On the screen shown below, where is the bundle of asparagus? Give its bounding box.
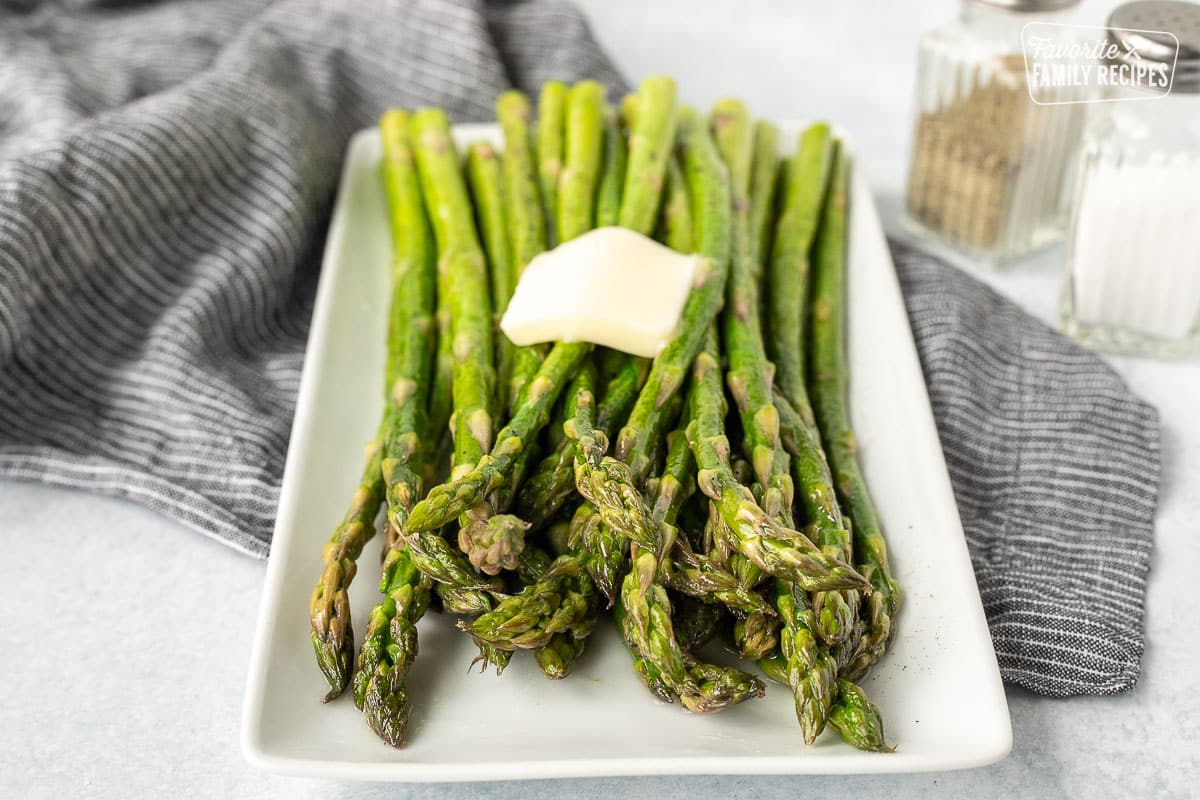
[307,76,901,752]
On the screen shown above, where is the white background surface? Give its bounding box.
[3,0,1198,797]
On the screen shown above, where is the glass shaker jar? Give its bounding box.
[905,0,1087,264]
[1060,1,1200,357]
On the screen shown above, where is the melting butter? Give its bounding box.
[500,227,699,358]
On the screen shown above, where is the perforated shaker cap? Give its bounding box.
[970,0,1081,12]
[1108,1,1200,93]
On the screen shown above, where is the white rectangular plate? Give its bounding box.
[242,122,1011,781]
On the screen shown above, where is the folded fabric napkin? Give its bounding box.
[0,0,1159,697]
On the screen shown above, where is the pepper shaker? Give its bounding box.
[905,0,1087,264]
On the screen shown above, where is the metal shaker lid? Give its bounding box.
[1108,1,1200,93]
[970,0,1081,12]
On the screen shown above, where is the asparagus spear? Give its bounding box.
[496,90,549,414]
[615,570,766,713]
[769,123,832,400]
[409,108,532,576]
[536,81,568,247]
[766,578,838,744]
[687,329,869,592]
[574,365,760,710]
[567,501,627,605]
[349,110,438,742]
[404,341,589,535]
[709,102,793,663]
[556,77,680,598]
[619,75,679,235]
[711,99,789,516]
[747,120,779,268]
[703,498,779,660]
[517,357,649,529]
[619,543,694,697]
[656,156,694,252]
[515,76,662,529]
[404,84,613,537]
[615,105,731,485]
[309,108,437,702]
[466,141,515,408]
[535,632,589,679]
[653,427,774,617]
[595,108,628,227]
[558,80,606,241]
[309,425,387,701]
[808,145,901,670]
[464,553,597,650]
[410,110,493,474]
[356,547,433,746]
[518,364,700,694]
[829,678,895,752]
[516,541,591,678]
[678,654,766,713]
[766,126,861,644]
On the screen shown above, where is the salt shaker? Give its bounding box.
[905,0,1087,264]
[1060,1,1200,357]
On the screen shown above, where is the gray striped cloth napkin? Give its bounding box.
[0,0,1159,697]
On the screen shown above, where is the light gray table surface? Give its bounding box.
[3,2,1198,798]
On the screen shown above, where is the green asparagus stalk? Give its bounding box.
[404,342,590,535]
[405,82,611,538]
[616,106,732,485]
[582,374,761,710]
[517,356,649,529]
[309,425,387,701]
[828,678,895,752]
[350,110,438,743]
[747,120,779,268]
[656,156,694,252]
[560,77,681,591]
[687,329,870,592]
[769,122,832,401]
[310,108,437,703]
[766,125,860,644]
[517,540,591,678]
[619,543,694,697]
[808,145,901,670]
[564,502,625,604]
[558,80,606,242]
[409,109,494,474]
[711,99,789,514]
[651,427,774,618]
[703,499,779,660]
[463,554,597,650]
[709,103,787,660]
[619,75,679,235]
[466,141,515,408]
[535,632,589,679]
[615,568,765,713]
[765,578,838,744]
[537,81,568,247]
[496,90,550,414]
[409,108,533,576]
[595,109,628,227]
[356,547,433,746]
[424,284,454,474]
[561,364,650,606]
[678,654,766,713]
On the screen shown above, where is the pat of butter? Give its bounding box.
[500,227,699,358]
